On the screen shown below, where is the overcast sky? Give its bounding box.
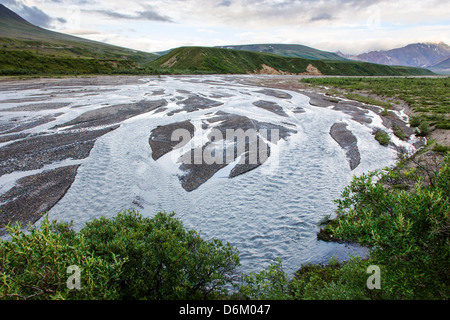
[2,0,450,54]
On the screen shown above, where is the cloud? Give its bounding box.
[1,0,67,28]
[309,13,333,22]
[197,28,218,34]
[12,0,448,54]
[93,7,173,22]
[219,0,232,6]
[60,29,102,36]
[152,0,448,30]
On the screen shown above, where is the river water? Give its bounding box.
[1,75,418,276]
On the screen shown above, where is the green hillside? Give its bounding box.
[216,43,347,61]
[148,46,435,76]
[0,4,158,75]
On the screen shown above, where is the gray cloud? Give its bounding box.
[1,0,66,28]
[219,0,232,6]
[94,7,173,22]
[310,13,333,22]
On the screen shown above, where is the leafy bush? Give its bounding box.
[409,116,421,127]
[237,258,290,300]
[0,210,240,300]
[81,210,240,299]
[288,257,384,300]
[0,217,123,300]
[415,121,430,137]
[330,153,450,299]
[374,129,390,146]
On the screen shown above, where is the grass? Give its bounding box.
[343,92,392,108]
[374,129,390,146]
[433,144,450,153]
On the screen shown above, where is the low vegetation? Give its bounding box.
[343,92,392,109]
[0,211,239,300]
[374,129,391,146]
[0,49,160,76]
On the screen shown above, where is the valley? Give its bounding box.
[0,74,424,275]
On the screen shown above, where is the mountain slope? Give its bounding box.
[148,46,435,76]
[0,4,158,75]
[352,42,450,68]
[429,57,450,75]
[215,44,347,61]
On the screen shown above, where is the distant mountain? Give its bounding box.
[148,46,434,76]
[215,44,347,61]
[335,51,354,59]
[350,42,450,68]
[0,4,157,75]
[429,56,450,75]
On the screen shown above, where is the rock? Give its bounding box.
[255,89,292,99]
[167,95,223,116]
[0,114,61,134]
[253,100,289,117]
[0,165,80,236]
[54,99,168,129]
[330,123,361,170]
[4,102,71,112]
[149,120,195,160]
[332,104,372,125]
[0,126,118,176]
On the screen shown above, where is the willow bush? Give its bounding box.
[0,211,240,300]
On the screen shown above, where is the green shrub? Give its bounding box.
[409,116,421,127]
[237,258,290,300]
[241,153,449,300]
[0,217,123,300]
[415,121,430,137]
[289,257,383,300]
[331,154,450,299]
[80,210,240,299]
[374,129,390,146]
[0,210,240,300]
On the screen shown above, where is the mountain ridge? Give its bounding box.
[214,43,347,61]
[346,42,450,70]
[148,46,435,76]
